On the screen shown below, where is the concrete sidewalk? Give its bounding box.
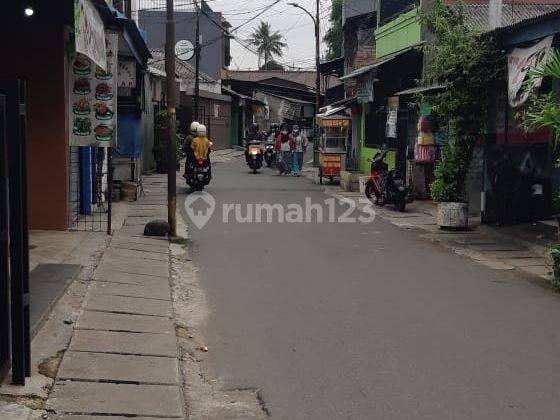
[46,174,184,419]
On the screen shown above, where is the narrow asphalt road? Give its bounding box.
[179,155,560,420]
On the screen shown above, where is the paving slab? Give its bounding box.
[98,252,169,265]
[126,211,168,218]
[77,310,174,334]
[48,382,182,417]
[57,351,179,384]
[100,253,169,268]
[86,294,172,317]
[114,233,170,243]
[89,280,171,300]
[96,260,169,277]
[56,416,166,420]
[93,270,170,285]
[104,247,168,262]
[111,235,169,247]
[110,241,169,254]
[69,330,177,356]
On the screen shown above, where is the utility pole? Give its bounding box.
[288,2,321,165]
[489,0,503,29]
[314,0,320,167]
[165,0,177,236]
[194,0,201,120]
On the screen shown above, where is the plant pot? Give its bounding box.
[436,202,468,229]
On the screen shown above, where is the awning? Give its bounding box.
[94,2,151,66]
[320,57,344,77]
[266,93,314,105]
[394,84,445,96]
[339,44,423,81]
[316,97,357,118]
[339,63,378,81]
[221,86,267,106]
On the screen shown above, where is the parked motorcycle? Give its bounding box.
[364,150,409,212]
[246,142,263,173]
[184,158,211,191]
[263,136,276,167]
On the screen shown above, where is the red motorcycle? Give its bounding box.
[365,150,409,212]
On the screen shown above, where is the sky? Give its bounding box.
[140,0,332,70]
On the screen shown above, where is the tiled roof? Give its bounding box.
[148,49,217,84]
[451,3,560,31]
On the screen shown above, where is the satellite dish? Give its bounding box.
[175,40,194,61]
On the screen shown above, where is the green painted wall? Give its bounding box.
[375,7,420,58]
[359,103,395,173]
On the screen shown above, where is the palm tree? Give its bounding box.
[248,21,287,69]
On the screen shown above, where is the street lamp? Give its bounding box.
[288,2,321,166]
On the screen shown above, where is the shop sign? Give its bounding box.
[356,73,373,104]
[74,0,107,70]
[278,100,298,120]
[508,36,553,107]
[69,34,118,147]
[118,59,137,88]
[386,107,398,138]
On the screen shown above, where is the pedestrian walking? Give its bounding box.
[274,123,295,175]
[291,125,308,176]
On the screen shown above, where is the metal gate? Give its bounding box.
[0,94,10,381]
[0,80,31,385]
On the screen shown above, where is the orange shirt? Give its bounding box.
[191,136,210,160]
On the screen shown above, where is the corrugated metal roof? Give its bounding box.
[450,3,560,32]
[339,44,422,80]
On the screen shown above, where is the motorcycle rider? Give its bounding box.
[245,123,261,164]
[291,124,308,176]
[190,124,212,177]
[183,121,199,175]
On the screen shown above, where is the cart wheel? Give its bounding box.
[365,183,374,200]
[318,167,323,185]
[375,192,386,206]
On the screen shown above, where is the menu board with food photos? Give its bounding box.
[69,33,117,147]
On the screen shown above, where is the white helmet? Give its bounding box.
[190,121,200,134]
[196,124,207,137]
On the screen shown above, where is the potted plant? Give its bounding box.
[420,1,504,228]
[518,51,560,288]
[431,138,469,228]
[153,109,183,173]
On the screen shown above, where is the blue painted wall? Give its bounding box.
[116,114,143,158]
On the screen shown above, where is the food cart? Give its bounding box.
[317,115,350,184]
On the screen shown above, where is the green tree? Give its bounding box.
[420,0,504,202]
[324,0,343,60]
[248,21,287,68]
[520,51,560,151]
[259,59,284,71]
